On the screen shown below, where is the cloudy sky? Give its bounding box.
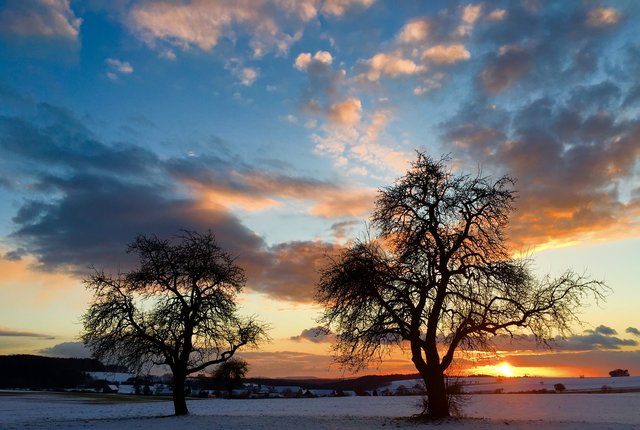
[0,0,639,378]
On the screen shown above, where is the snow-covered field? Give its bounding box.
[387,375,640,393]
[1,391,639,429]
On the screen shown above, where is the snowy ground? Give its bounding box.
[387,375,640,393]
[1,391,639,429]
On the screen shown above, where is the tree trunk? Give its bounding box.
[172,372,188,416]
[421,366,449,419]
[412,341,450,419]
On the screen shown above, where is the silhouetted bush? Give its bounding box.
[554,383,566,392]
[609,369,630,377]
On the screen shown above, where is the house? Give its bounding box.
[153,384,173,395]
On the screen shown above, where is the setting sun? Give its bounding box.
[495,362,515,377]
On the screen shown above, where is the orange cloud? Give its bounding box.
[294,50,333,70]
[182,169,375,219]
[128,0,297,57]
[457,3,483,36]
[487,8,507,21]
[185,177,281,212]
[0,253,84,306]
[328,97,362,125]
[242,240,344,302]
[363,52,425,81]
[397,18,429,44]
[0,0,82,39]
[587,8,620,27]
[321,0,375,17]
[309,188,375,218]
[422,44,470,64]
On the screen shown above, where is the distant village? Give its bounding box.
[80,371,425,398]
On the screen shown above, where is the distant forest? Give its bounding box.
[245,374,423,392]
[0,355,124,389]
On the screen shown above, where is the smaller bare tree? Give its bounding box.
[213,358,249,397]
[81,230,268,415]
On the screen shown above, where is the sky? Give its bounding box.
[0,0,639,379]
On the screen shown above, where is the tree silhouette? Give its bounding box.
[81,230,268,415]
[317,152,607,419]
[213,357,249,397]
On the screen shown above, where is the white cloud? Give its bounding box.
[280,114,298,124]
[106,58,133,74]
[159,49,176,60]
[413,75,443,95]
[0,0,82,40]
[312,109,409,177]
[105,58,133,80]
[241,67,259,86]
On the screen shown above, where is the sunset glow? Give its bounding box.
[0,0,639,379]
[495,363,515,378]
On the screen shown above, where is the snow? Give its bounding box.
[1,390,639,429]
[459,375,640,393]
[385,376,640,394]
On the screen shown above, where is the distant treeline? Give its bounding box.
[0,355,122,389]
[246,373,422,392]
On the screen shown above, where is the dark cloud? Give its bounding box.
[0,102,344,303]
[444,77,640,247]
[593,325,617,336]
[449,1,640,214]
[0,103,160,178]
[40,341,92,358]
[3,248,26,261]
[479,44,532,94]
[330,220,361,240]
[488,327,638,353]
[290,326,335,343]
[0,329,54,339]
[10,173,264,273]
[626,327,640,337]
[166,153,338,205]
[245,241,341,302]
[555,332,636,351]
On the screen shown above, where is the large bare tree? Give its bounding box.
[317,152,607,419]
[82,230,268,415]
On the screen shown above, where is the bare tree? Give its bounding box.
[81,230,269,415]
[316,152,607,419]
